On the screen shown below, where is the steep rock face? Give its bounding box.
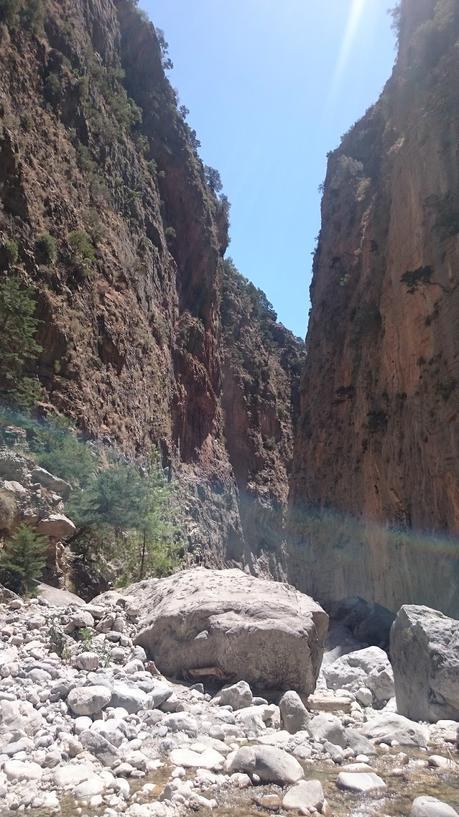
[0,0,300,568]
[289,0,459,615]
[221,264,305,572]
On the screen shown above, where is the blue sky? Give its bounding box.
[140,1,397,338]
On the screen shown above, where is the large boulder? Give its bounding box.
[37,513,76,539]
[390,605,459,723]
[36,583,86,607]
[323,646,394,705]
[133,568,328,693]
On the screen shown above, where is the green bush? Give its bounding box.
[0,276,42,408]
[21,0,45,32]
[1,238,19,267]
[44,72,62,104]
[68,230,95,274]
[35,233,57,265]
[0,524,47,597]
[165,226,176,243]
[34,419,97,488]
[20,112,33,131]
[0,0,21,26]
[204,165,223,195]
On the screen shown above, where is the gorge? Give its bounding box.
[0,0,458,613]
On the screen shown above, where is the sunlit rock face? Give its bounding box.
[289,0,459,616]
[0,0,302,572]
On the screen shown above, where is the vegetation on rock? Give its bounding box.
[0,523,47,596]
[0,276,42,408]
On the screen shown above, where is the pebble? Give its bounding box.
[0,583,444,817]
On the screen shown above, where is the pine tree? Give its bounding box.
[0,276,42,408]
[69,460,145,534]
[130,453,182,581]
[0,524,47,596]
[68,454,182,583]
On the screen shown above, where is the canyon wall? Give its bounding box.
[1,0,459,612]
[0,0,303,569]
[289,0,459,616]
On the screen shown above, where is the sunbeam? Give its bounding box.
[328,0,367,104]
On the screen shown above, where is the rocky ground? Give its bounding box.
[0,584,458,817]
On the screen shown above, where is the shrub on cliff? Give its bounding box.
[0,238,19,269]
[34,419,97,488]
[0,0,21,26]
[0,524,47,597]
[0,276,42,408]
[68,230,95,276]
[0,0,45,31]
[35,233,57,265]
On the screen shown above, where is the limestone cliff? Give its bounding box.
[0,0,302,569]
[289,0,459,616]
[221,262,304,574]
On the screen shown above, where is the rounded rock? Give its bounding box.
[67,685,111,716]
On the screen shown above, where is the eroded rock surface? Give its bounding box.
[133,568,328,693]
[391,605,459,722]
[289,0,459,616]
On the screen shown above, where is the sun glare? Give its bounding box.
[328,0,367,102]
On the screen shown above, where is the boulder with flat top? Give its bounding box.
[132,568,328,693]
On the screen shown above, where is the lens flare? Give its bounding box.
[328,0,367,103]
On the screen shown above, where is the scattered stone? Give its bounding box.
[323,646,394,704]
[428,756,457,771]
[283,779,325,813]
[53,763,94,787]
[4,760,43,781]
[279,691,309,734]
[67,685,111,716]
[308,713,346,748]
[355,687,373,707]
[145,683,173,709]
[359,713,429,747]
[79,730,119,766]
[162,711,198,736]
[74,774,107,800]
[226,745,304,785]
[411,797,459,817]
[336,771,386,793]
[307,694,352,713]
[170,747,225,770]
[110,682,147,713]
[218,680,253,710]
[31,466,71,499]
[74,651,100,671]
[69,609,96,630]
